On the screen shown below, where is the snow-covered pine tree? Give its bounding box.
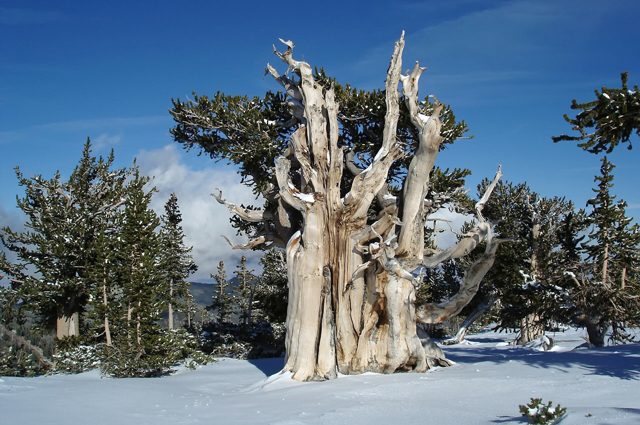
[159,193,197,331]
[0,140,129,340]
[477,180,572,346]
[84,151,129,349]
[553,72,639,153]
[611,205,640,291]
[564,157,640,345]
[208,261,233,324]
[234,256,255,326]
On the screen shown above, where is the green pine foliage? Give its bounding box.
[558,157,640,345]
[553,72,639,153]
[253,249,288,324]
[199,252,287,359]
[1,142,209,376]
[101,168,170,376]
[0,344,46,377]
[0,285,54,375]
[519,398,567,424]
[583,157,638,285]
[52,337,100,374]
[0,140,130,335]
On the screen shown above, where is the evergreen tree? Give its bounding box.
[234,256,255,325]
[253,249,288,324]
[208,261,233,323]
[158,193,197,330]
[477,180,572,344]
[0,140,129,339]
[585,157,626,284]
[553,72,640,153]
[563,157,640,345]
[117,167,162,355]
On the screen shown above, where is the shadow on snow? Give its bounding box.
[246,357,285,377]
[445,339,640,380]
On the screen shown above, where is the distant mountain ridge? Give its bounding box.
[189,277,241,308]
[188,281,214,308]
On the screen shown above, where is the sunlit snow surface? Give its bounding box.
[1,328,639,424]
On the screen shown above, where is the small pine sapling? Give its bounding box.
[519,398,567,424]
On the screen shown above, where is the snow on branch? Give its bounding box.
[400,61,427,130]
[274,156,314,211]
[289,127,318,189]
[212,189,268,223]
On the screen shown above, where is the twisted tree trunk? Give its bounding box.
[517,195,545,346]
[444,294,496,345]
[218,34,503,381]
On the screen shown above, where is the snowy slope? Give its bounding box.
[1,328,639,425]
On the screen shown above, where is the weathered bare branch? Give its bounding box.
[399,61,427,130]
[343,32,405,218]
[212,189,268,223]
[395,59,447,260]
[416,237,509,324]
[222,235,269,250]
[422,222,491,268]
[475,165,503,221]
[344,150,362,177]
[289,127,318,188]
[265,63,303,101]
[380,32,405,155]
[265,63,305,122]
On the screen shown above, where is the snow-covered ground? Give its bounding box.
[1,328,639,424]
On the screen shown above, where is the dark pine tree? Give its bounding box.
[208,261,233,324]
[234,256,255,326]
[253,249,288,325]
[567,157,640,345]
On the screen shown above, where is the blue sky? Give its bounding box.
[1,0,639,277]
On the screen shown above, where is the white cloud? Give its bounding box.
[428,207,474,249]
[136,145,262,282]
[92,133,122,151]
[0,205,25,284]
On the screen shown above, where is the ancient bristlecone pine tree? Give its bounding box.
[174,34,505,381]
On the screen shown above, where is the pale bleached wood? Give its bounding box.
[212,34,504,381]
[212,189,269,222]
